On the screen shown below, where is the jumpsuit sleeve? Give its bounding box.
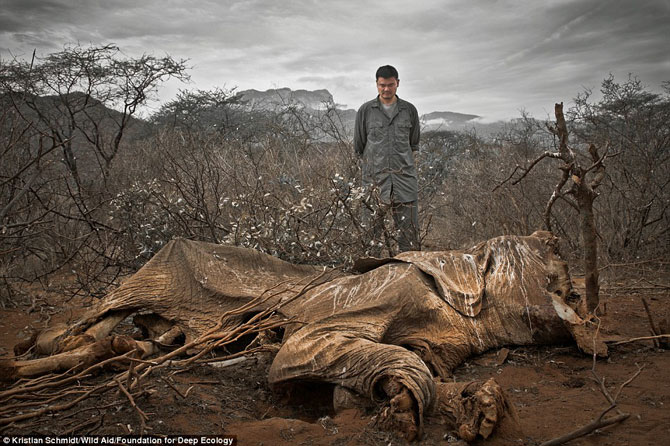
[353,106,367,156]
[409,104,420,152]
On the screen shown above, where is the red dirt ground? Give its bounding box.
[1,276,668,446]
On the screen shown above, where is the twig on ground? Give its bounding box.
[126,350,138,390]
[0,387,93,415]
[641,297,661,347]
[539,321,644,446]
[60,415,103,435]
[539,413,630,446]
[59,400,122,421]
[610,334,670,346]
[84,414,105,435]
[161,376,192,399]
[0,381,113,425]
[115,378,148,434]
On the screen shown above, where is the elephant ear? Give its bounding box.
[396,251,488,317]
[352,252,488,317]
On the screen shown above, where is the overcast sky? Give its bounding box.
[1,0,668,121]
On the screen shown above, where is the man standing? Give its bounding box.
[354,65,421,253]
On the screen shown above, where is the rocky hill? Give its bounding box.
[239,88,334,110]
[421,111,480,131]
[236,87,503,135]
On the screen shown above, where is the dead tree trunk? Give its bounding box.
[575,179,600,311]
[553,104,606,312]
[500,103,608,313]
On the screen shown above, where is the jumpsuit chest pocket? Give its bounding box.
[368,120,386,143]
[395,118,411,143]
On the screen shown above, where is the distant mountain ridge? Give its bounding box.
[239,88,334,110]
[421,111,482,132]
[237,87,496,133]
[422,111,480,121]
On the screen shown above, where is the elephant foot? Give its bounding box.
[431,378,521,442]
[456,379,503,440]
[375,376,420,441]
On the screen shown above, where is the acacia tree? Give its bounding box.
[151,87,245,135]
[0,44,188,300]
[571,75,670,261]
[0,44,188,183]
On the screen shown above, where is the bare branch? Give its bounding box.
[554,102,575,162]
[493,151,562,193]
[540,326,643,446]
[511,151,563,186]
[610,334,670,346]
[544,165,571,231]
[539,413,630,446]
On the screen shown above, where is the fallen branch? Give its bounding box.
[0,387,93,415]
[115,378,149,434]
[641,298,661,339]
[539,321,643,446]
[60,414,104,436]
[610,334,670,346]
[0,381,113,425]
[161,376,192,399]
[539,413,630,446]
[601,285,670,291]
[640,297,669,348]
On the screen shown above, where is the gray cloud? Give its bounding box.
[1,0,667,120]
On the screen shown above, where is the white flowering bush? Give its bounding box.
[4,75,667,304]
[108,179,190,262]
[220,173,374,266]
[102,102,455,271]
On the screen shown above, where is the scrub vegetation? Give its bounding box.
[1,45,667,305]
[0,44,668,445]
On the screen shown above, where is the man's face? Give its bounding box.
[376,77,399,102]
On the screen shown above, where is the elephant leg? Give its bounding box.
[3,320,182,382]
[1,335,147,381]
[58,310,135,353]
[269,323,435,441]
[14,310,134,357]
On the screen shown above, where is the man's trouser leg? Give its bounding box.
[392,200,420,252]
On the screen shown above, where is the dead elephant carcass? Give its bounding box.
[1,231,603,442]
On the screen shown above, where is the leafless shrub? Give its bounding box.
[570,75,670,262]
[0,44,188,303]
[112,125,380,267]
[2,63,667,305]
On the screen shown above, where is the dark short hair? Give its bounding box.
[375,65,399,80]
